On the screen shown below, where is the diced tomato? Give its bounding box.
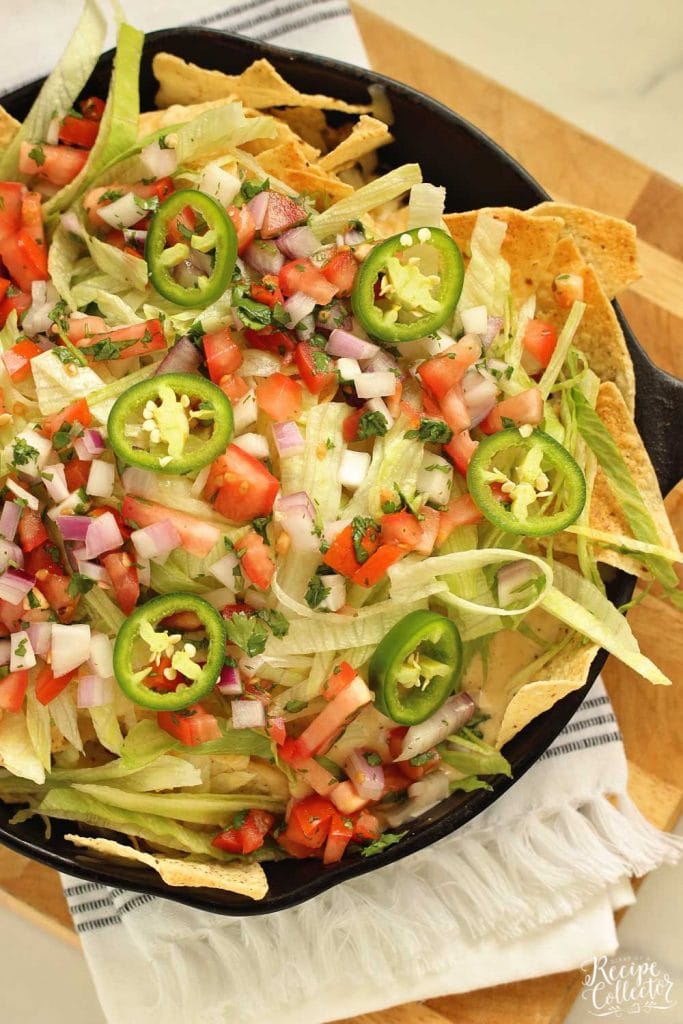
[323,521,379,578]
[221,602,254,621]
[102,552,139,616]
[323,812,354,864]
[552,274,584,310]
[35,665,77,706]
[294,676,373,762]
[322,661,356,702]
[157,704,222,746]
[212,808,275,855]
[203,328,242,382]
[236,531,275,590]
[0,670,29,713]
[388,726,441,781]
[140,655,180,693]
[227,205,256,254]
[78,320,166,361]
[121,497,222,558]
[2,338,42,383]
[1,230,48,292]
[414,506,440,556]
[294,757,338,797]
[523,319,558,369]
[20,192,45,247]
[479,387,544,435]
[0,182,24,246]
[36,571,78,623]
[59,115,99,149]
[342,407,365,443]
[289,795,336,848]
[380,511,422,551]
[260,193,307,239]
[351,543,405,588]
[266,715,286,746]
[279,258,338,305]
[84,179,174,229]
[0,279,9,303]
[352,809,381,842]
[64,458,92,492]
[217,373,250,403]
[255,372,303,422]
[417,335,481,400]
[294,341,337,396]
[444,429,478,476]
[66,316,107,343]
[276,833,322,859]
[137,177,174,204]
[24,546,63,577]
[440,385,471,433]
[322,249,357,297]
[245,327,296,358]
[249,274,284,308]
[18,142,88,186]
[17,508,48,553]
[0,288,31,328]
[204,445,280,524]
[437,494,483,546]
[385,380,403,420]
[163,203,196,246]
[42,398,91,439]
[330,780,369,815]
[80,96,105,121]
[103,228,143,259]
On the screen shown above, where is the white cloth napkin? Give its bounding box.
[3,4,680,1022]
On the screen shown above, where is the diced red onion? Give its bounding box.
[0,501,21,542]
[56,515,92,542]
[273,491,319,552]
[284,291,316,328]
[497,560,539,608]
[51,623,91,678]
[395,693,476,762]
[0,538,24,572]
[73,437,97,462]
[140,140,178,179]
[208,552,239,587]
[0,639,10,666]
[82,429,106,456]
[461,369,498,427]
[86,461,115,499]
[60,211,86,240]
[355,371,396,399]
[154,336,202,376]
[483,315,504,349]
[346,748,385,801]
[27,622,52,659]
[233,432,270,459]
[231,699,266,729]
[98,192,143,230]
[76,559,109,584]
[198,163,241,207]
[88,632,114,678]
[272,421,305,458]
[10,630,35,671]
[366,349,398,374]
[122,229,148,246]
[6,478,39,511]
[217,664,243,696]
[246,191,270,230]
[131,520,181,561]
[327,329,379,360]
[42,464,69,503]
[275,226,320,259]
[243,239,285,277]
[295,313,316,341]
[77,674,113,709]
[85,511,124,559]
[0,568,36,603]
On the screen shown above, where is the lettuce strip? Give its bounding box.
[310,164,423,240]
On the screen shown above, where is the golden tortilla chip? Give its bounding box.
[241,114,320,163]
[495,639,599,749]
[443,207,564,303]
[536,236,636,412]
[269,107,329,153]
[0,105,19,149]
[65,833,268,899]
[318,115,393,174]
[153,53,370,114]
[138,98,237,136]
[531,201,640,298]
[257,141,353,208]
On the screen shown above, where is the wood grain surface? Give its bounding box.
[1,7,681,1024]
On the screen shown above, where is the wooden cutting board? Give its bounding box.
[1,7,682,1022]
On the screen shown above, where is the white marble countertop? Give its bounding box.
[2,3,681,1023]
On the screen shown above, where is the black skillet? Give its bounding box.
[1,27,681,915]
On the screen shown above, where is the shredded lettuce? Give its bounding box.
[538,302,586,398]
[82,587,126,634]
[455,211,510,325]
[0,713,45,784]
[89,705,124,754]
[0,310,21,352]
[437,526,504,641]
[26,689,52,774]
[49,689,83,753]
[47,226,81,308]
[439,727,512,777]
[120,719,273,768]
[407,183,446,229]
[70,783,285,824]
[0,754,201,795]
[85,232,150,291]
[30,349,105,416]
[310,164,423,240]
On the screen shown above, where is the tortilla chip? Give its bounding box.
[531,202,640,298]
[65,833,268,900]
[269,107,329,153]
[318,115,393,174]
[257,141,353,207]
[153,53,370,114]
[495,639,599,749]
[241,114,320,163]
[0,105,19,149]
[443,207,564,303]
[138,98,237,136]
[536,236,636,411]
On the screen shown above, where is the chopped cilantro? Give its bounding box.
[11,438,39,467]
[67,573,96,598]
[13,637,28,658]
[52,346,81,366]
[28,145,46,166]
[311,350,332,375]
[89,338,121,361]
[305,574,331,609]
[26,590,40,609]
[405,418,453,444]
[501,416,516,429]
[409,751,437,767]
[241,178,270,201]
[351,516,379,564]
[52,422,74,451]
[424,463,451,474]
[225,612,268,657]
[357,410,388,440]
[252,515,272,542]
[364,752,382,766]
[101,189,124,202]
[231,808,249,830]
[284,699,308,713]
[360,831,408,857]
[134,194,160,213]
[255,608,289,639]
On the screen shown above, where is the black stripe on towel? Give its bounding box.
[542,731,621,760]
[258,6,351,40]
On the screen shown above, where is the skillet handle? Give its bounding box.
[622,314,683,498]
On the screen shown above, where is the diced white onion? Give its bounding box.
[460,305,489,336]
[51,623,91,677]
[98,192,144,230]
[319,574,346,612]
[233,433,270,459]
[88,632,114,679]
[340,449,371,491]
[337,357,362,381]
[140,140,178,179]
[355,371,396,399]
[423,329,456,357]
[5,429,52,480]
[10,630,36,672]
[47,491,82,520]
[209,553,239,588]
[231,699,266,729]
[190,464,211,498]
[232,390,258,434]
[42,463,69,503]
[198,162,241,206]
[417,452,453,506]
[86,460,115,498]
[27,622,52,658]
[6,478,40,510]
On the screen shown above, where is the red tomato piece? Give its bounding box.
[203,328,243,382]
[20,191,45,247]
[388,727,441,781]
[245,327,296,358]
[294,341,337,396]
[323,812,354,864]
[42,398,91,439]
[217,373,250,404]
[279,258,338,305]
[414,506,440,556]
[227,205,256,254]
[212,809,275,855]
[342,407,365,443]
[236,531,275,590]
[351,543,405,588]
[266,716,286,746]
[204,445,280,524]
[65,315,107,343]
[417,335,481,400]
[523,319,558,369]
[2,338,42,383]
[18,141,88,186]
[0,182,23,246]
[122,497,222,558]
[479,387,544,434]
[440,385,471,433]
[78,320,166,361]
[353,809,381,842]
[0,670,29,713]
[221,602,255,621]
[444,429,478,476]
[80,96,105,121]
[157,705,222,746]
[380,511,422,551]
[437,494,483,546]
[250,274,284,308]
[330,780,369,814]
[59,115,99,149]
[289,795,336,847]
[17,508,48,553]
[260,192,307,239]
[35,665,77,706]
[0,288,31,328]
[255,372,303,421]
[36,571,78,623]
[323,521,380,578]
[295,677,373,762]
[322,661,356,702]
[322,249,357,297]
[64,458,91,492]
[293,756,338,797]
[1,230,48,292]
[165,204,196,246]
[101,552,140,616]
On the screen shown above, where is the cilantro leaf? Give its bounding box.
[351,516,379,565]
[28,145,46,166]
[360,831,408,857]
[357,410,388,440]
[11,438,39,467]
[405,418,453,444]
[255,608,289,639]
[284,699,308,713]
[305,574,331,609]
[252,515,272,542]
[241,178,270,201]
[67,573,96,598]
[225,612,268,657]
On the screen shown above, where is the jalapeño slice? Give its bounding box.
[351,227,464,344]
[369,610,463,725]
[108,372,233,475]
[146,189,237,308]
[113,593,226,711]
[467,428,586,536]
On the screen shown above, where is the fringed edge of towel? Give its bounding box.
[139,792,681,1024]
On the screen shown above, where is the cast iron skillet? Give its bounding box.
[1,28,681,915]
